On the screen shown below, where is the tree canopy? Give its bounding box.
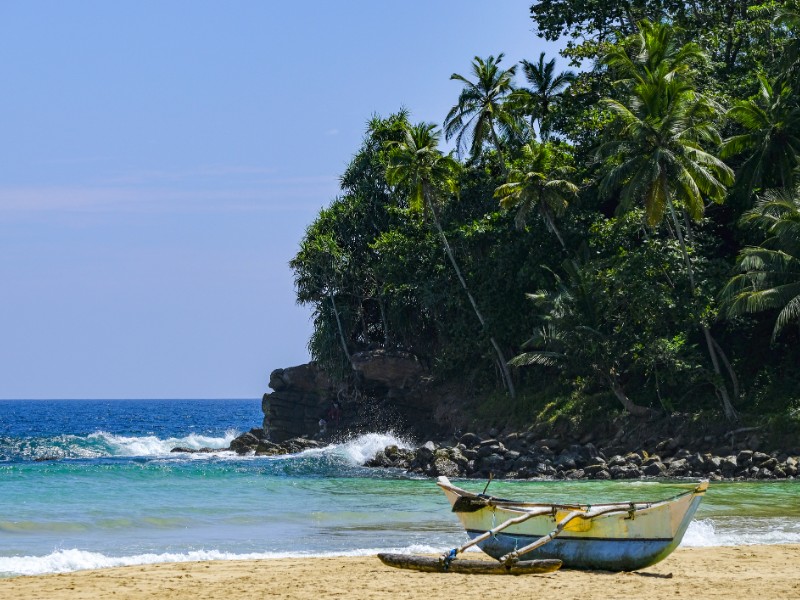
[290,2,800,428]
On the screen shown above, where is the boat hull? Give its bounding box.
[470,529,681,571]
[438,477,706,571]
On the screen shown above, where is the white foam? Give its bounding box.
[87,430,237,457]
[682,518,800,547]
[336,432,414,464]
[295,432,414,465]
[0,544,443,577]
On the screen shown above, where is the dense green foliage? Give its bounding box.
[290,2,800,425]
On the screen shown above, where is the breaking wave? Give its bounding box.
[0,544,442,577]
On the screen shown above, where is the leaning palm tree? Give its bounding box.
[493,141,578,249]
[722,186,800,340]
[597,20,738,420]
[386,122,516,397]
[510,52,576,140]
[720,74,800,199]
[443,54,518,170]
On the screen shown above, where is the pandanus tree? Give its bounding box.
[722,186,800,340]
[510,52,576,140]
[386,122,516,397]
[444,54,518,170]
[721,74,800,200]
[493,141,578,249]
[596,20,739,420]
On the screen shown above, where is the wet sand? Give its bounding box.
[2,545,799,600]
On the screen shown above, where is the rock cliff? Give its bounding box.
[261,350,445,442]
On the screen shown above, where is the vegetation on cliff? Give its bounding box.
[290,1,800,431]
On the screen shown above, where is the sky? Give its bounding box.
[0,1,565,399]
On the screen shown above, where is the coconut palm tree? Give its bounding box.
[510,52,576,140]
[597,20,738,420]
[386,122,516,397]
[443,54,518,170]
[720,74,800,199]
[493,141,578,248]
[722,186,800,340]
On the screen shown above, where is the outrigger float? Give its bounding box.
[378,476,708,574]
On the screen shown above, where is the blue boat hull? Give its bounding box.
[470,531,677,571]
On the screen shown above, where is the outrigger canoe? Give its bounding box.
[434,476,708,571]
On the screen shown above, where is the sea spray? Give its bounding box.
[90,430,237,456]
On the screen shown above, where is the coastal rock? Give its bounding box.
[350,350,426,390]
[666,459,689,476]
[720,455,738,475]
[643,461,666,476]
[230,432,261,454]
[459,432,481,447]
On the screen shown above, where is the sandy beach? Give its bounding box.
[2,545,799,600]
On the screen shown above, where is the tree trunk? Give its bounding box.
[424,187,516,398]
[489,125,508,175]
[606,372,651,417]
[541,204,567,250]
[667,202,738,421]
[379,297,390,347]
[329,291,352,366]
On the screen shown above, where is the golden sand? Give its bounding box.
[2,545,799,600]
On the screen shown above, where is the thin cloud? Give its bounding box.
[0,178,339,215]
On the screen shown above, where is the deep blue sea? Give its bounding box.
[1,399,799,577]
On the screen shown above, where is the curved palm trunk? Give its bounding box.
[424,188,516,398]
[606,372,651,417]
[667,201,738,421]
[541,204,567,251]
[328,290,353,367]
[489,125,508,175]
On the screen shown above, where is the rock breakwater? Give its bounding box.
[365,431,800,481]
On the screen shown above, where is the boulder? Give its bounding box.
[229,432,260,454]
[459,432,481,448]
[643,461,666,476]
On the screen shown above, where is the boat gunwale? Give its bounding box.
[436,476,708,514]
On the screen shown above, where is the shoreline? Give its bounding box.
[2,545,799,599]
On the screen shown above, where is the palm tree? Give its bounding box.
[510,52,576,140]
[386,122,516,398]
[493,142,578,248]
[720,74,800,199]
[597,20,738,420]
[443,54,518,170]
[722,186,800,340]
[510,260,652,416]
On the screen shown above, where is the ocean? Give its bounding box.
[1,399,799,577]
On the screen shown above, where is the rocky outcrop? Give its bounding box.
[260,355,443,443]
[262,364,337,443]
[171,429,324,456]
[365,432,800,481]
[350,350,426,391]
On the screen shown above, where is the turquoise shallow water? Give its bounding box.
[0,400,798,577]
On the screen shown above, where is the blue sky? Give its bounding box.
[0,1,564,399]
